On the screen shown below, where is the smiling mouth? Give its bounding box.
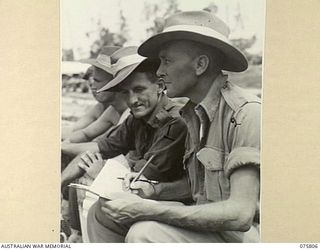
[131,104,144,110]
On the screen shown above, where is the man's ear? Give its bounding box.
[194,55,209,76]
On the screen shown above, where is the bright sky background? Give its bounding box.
[61,0,265,59]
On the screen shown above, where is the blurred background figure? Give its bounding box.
[60,46,129,243]
[61,46,128,166]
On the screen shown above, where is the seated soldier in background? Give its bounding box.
[61,46,188,191]
[61,46,128,169]
[60,46,128,242]
[61,46,188,243]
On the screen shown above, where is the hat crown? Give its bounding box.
[138,11,248,72]
[94,46,121,73]
[110,46,145,76]
[164,11,230,39]
[110,46,139,64]
[99,46,121,57]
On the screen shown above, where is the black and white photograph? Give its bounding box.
[60,0,265,243]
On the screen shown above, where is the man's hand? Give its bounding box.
[122,172,157,199]
[77,151,105,179]
[98,193,155,224]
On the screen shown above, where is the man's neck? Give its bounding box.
[187,71,221,104]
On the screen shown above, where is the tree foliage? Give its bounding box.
[144,0,180,36]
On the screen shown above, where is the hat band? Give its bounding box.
[163,24,230,44]
[111,54,145,75]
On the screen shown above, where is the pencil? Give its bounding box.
[131,155,155,184]
[117,177,159,184]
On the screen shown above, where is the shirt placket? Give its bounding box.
[194,108,209,200]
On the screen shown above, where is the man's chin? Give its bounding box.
[131,110,146,119]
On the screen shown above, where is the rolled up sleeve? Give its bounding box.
[225,103,261,178]
[97,115,135,159]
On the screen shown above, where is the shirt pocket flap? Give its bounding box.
[196,147,225,171]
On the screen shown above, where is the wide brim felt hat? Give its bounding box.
[138,11,248,72]
[98,61,142,92]
[79,46,120,74]
[98,46,159,92]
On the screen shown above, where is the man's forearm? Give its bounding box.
[153,175,192,201]
[61,142,99,157]
[140,167,259,232]
[61,154,86,189]
[141,199,253,233]
[68,130,90,143]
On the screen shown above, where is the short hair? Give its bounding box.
[163,40,224,73]
[133,58,160,83]
[111,59,160,92]
[182,40,224,72]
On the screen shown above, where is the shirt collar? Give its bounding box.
[196,73,228,122]
[143,94,171,128]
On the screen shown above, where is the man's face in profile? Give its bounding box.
[91,67,114,104]
[119,72,160,119]
[157,41,198,98]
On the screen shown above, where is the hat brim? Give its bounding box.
[97,62,141,92]
[79,59,113,75]
[138,30,248,72]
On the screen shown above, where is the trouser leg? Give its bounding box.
[68,187,81,232]
[87,201,130,243]
[126,221,236,243]
[126,221,260,243]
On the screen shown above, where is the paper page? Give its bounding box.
[69,157,131,200]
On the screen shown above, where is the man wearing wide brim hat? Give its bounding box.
[79,46,120,103]
[91,11,260,243]
[79,46,119,74]
[81,46,190,242]
[62,45,129,156]
[61,46,130,242]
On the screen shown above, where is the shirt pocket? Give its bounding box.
[196,147,230,202]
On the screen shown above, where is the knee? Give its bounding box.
[87,202,99,227]
[88,201,104,225]
[89,201,116,229]
[125,221,160,243]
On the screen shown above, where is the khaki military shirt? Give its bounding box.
[181,74,261,204]
[97,95,187,182]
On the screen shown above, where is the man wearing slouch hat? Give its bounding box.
[88,11,260,243]
[63,47,189,242]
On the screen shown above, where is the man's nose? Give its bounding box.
[128,92,138,105]
[156,63,165,78]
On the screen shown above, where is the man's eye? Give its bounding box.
[160,57,170,65]
[162,59,170,65]
[135,87,145,92]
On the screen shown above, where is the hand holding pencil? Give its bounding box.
[121,155,158,199]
